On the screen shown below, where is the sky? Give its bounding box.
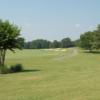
[0,0,100,41]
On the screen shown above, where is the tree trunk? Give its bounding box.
[0,49,7,74]
[0,49,7,73]
[0,49,3,66]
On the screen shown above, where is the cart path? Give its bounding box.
[54,48,78,61]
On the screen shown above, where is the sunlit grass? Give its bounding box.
[0,48,100,100]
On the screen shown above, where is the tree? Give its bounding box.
[93,25,100,49]
[79,25,100,51]
[61,37,74,48]
[18,37,25,48]
[80,31,94,51]
[25,39,51,49]
[50,40,60,48]
[0,19,21,73]
[24,42,31,49]
[74,39,80,47]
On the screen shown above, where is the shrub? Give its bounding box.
[0,65,9,74]
[10,64,23,73]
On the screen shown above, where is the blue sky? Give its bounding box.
[0,0,100,41]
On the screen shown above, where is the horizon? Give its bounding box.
[0,0,100,41]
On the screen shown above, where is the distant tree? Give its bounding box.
[97,24,100,32]
[74,39,80,47]
[24,38,76,49]
[27,39,51,49]
[24,42,31,49]
[18,37,25,48]
[50,40,60,48]
[0,19,21,73]
[61,37,74,48]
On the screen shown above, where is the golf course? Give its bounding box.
[0,0,100,100]
[0,48,100,100]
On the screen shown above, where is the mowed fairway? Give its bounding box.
[0,48,100,100]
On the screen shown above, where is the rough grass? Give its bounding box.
[0,48,100,100]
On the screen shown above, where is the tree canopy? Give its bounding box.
[79,25,100,51]
[24,38,75,49]
[61,38,74,48]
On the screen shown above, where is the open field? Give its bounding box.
[0,48,100,100]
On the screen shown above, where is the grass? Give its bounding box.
[0,48,100,100]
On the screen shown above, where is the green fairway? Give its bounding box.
[0,48,100,100]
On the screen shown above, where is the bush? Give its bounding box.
[0,65,9,74]
[10,64,23,73]
[0,64,24,74]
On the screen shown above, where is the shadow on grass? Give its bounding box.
[9,64,42,74]
[84,50,100,54]
[0,64,42,75]
[22,69,41,73]
[9,69,41,75]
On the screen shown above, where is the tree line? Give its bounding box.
[20,24,100,51]
[2,21,99,51]
[22,38,75,49]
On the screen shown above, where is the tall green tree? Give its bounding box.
[80,31,94,51]
[80,25,100,51]
[93,25,100,49]
[0,19,21,73]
